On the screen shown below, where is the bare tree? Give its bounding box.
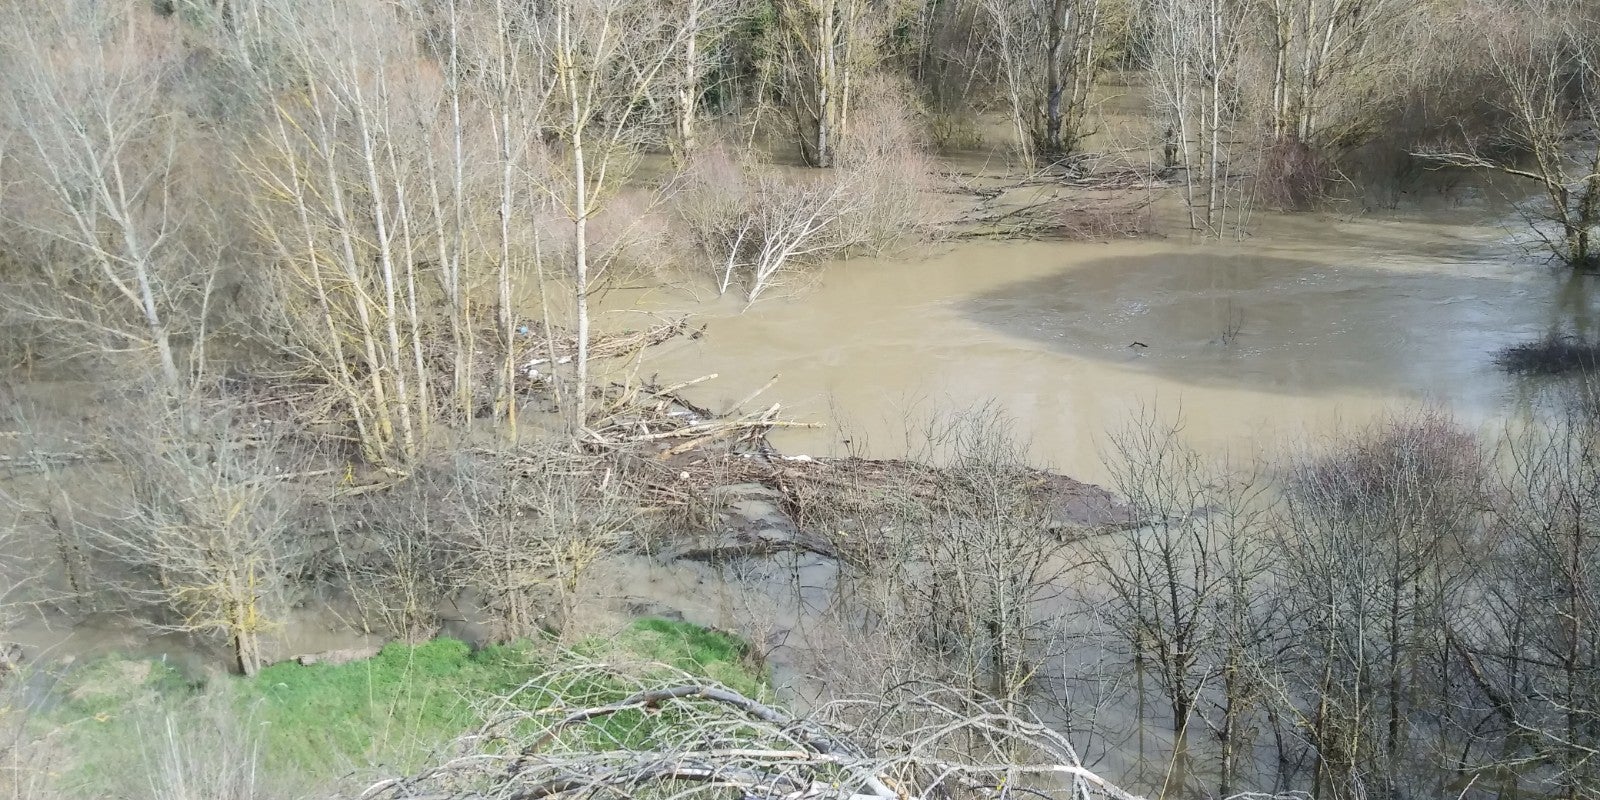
[1415,0,1600,269]
[1143,0,1249,234]
[0,0,223,390]
[770,0,900,168]
[1093,411,1278,796]
[673,94,932,303]
[92,393,310,676]
[337,470,460,644]
[982,0,1111,164]
[1448,402,1600,800]
[666,0,751,161]
[449,443,642,641]
[796,407,1072,706]
[1255,0,1408,148]
[247,0,460,467]
[903,409,1069,702]
[534,0,688,426]
[1273,412,1483,800]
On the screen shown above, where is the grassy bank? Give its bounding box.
[1,619,766,798]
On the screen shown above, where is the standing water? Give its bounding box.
[625,203,1599,483]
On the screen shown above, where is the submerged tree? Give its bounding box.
[983,0,1114,164]
[1417,0,1600,269]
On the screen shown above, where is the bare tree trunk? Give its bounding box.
[815,2,834,167]
[1045,0,1067,158]
[675,0,703,161]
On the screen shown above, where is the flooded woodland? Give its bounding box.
[5,1,1600,800]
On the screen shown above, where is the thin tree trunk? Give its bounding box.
[1045,0,1067,158]
[676,0,701,161]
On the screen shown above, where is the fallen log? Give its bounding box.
[294,645,382,667]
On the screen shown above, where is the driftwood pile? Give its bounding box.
[636,451,1137,543]
[583,372,818,455]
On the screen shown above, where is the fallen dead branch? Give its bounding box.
[959,194,1160,241]
[585,371,817,454]
[361,665,1151,800]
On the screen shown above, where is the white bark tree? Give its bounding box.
[771,0,899,168]
[0,1,217,390]
[1415,0,1600,269]
[532,0,688,426]
[982,0,1109,164]
[1143,0,1247,234]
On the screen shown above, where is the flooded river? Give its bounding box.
[9,174,1598,701]
[628,202,1599,484]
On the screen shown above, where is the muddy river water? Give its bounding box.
[628,201,1599,484]
[9,179,1599,731]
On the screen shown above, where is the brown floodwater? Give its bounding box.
[622,201,1598,484]
[8,171,1595,704]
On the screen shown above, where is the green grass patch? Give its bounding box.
[600,617,768,699]
[241,638,544,775]
[241,620,766,775]
[29,619,770,794]
[19,655,202,794]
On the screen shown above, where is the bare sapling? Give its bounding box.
[809,406,1069,704]
[338,468,460,644]
[448,442,642,641]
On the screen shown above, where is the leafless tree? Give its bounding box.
[1093,411,1279,797]
[91,392,312,676]
[1255,0,1410,149]
[0,0,226,390]
[449,443,643,641]
[1446,403,1600,800]
[982,0,1111,165]
[529,0,689,426]
[915,410,1073,702]
[1142,0,1250,234]
[770,0,902,168]
[793,407,1072,707]
[665,0,753,162]
[0,496,36,638]
[673,95,932,303]
[245,0,471,467]
[336,469,461,644]
[1414,0,1600,269]
[1273,412,1484,800]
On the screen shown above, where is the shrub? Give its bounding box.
[1289,411,1483,522]
[672,89,939,303]
[1256,136,1335,211]
[1495,334,1600,375]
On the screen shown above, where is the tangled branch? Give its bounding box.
[361,666,1150,800]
